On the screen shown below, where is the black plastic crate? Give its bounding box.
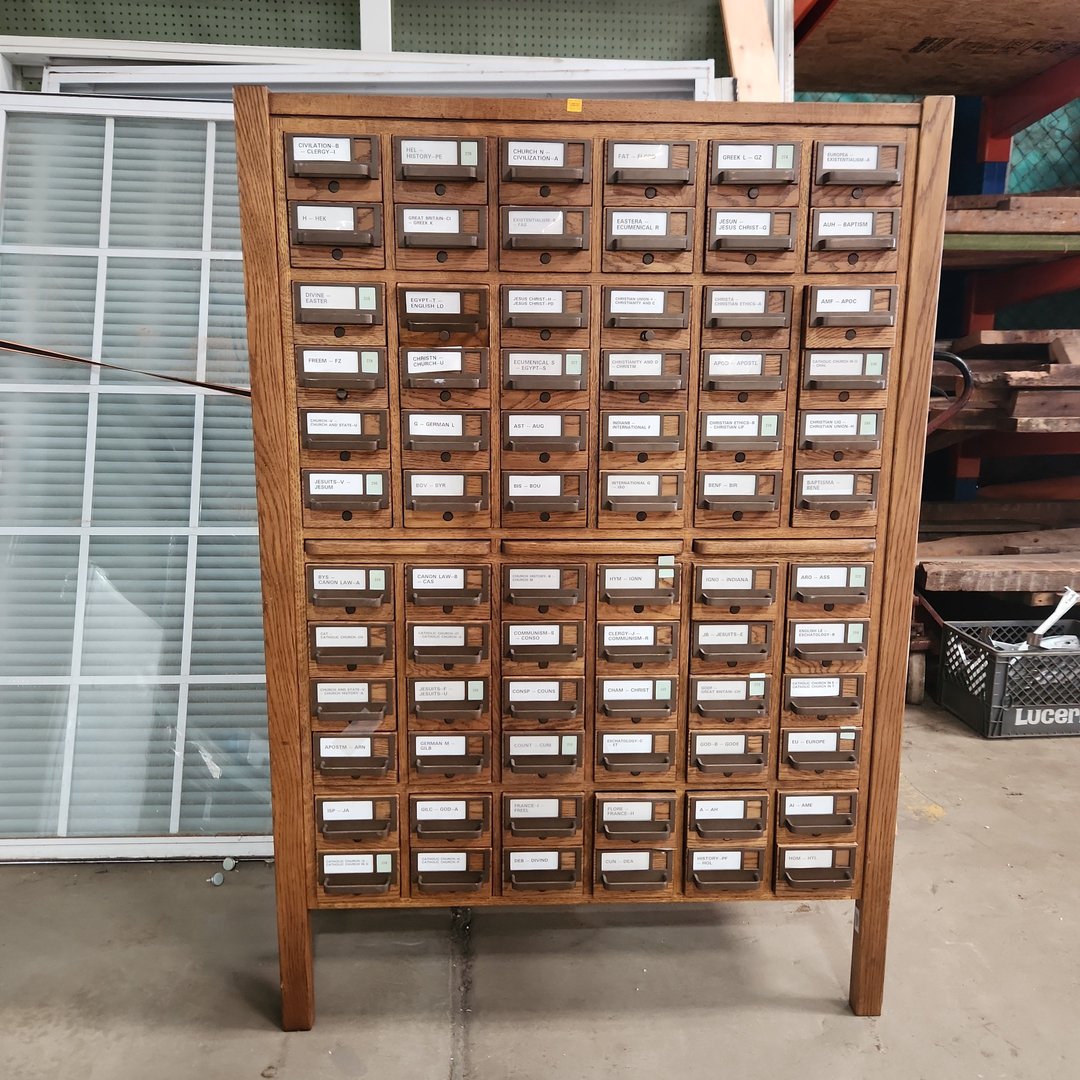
[939,619,1080,738]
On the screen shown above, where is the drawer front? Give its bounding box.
[602,286,692,349]
[501,410,589,467]
[785,619,870,672]
[699,349,788,408]
[407,732,492,784]
[796,410,883,469]
[684,846,769,897]
[502,677,585,729]
[604,139,697,205]
[295,345,388,396]
[406,677,490,729]
[702,286,792,348]
[309,623,394,672]
[318,851,400,901]
[593,846,676,896]
[409,794,492,845]
[596,621,679,672]
[782,674,866,724]
[595,792,677,845]
[595,676,678,725]
[500,207,591,272]
[410,849,492,899]
[502,620,585,672]
[392,135,487,202]
[777,790,858,844]
[402,471,491,528]
[688,730,769,784]
[777,727,862,783]
[799,348,890,407]
[306,564,393,616]
[502,731,586,783]
[404,564,491,618]
[708,139,801,206]
[595,730,677,783]
[407,622,490,671]
[502,847,585,897]
[502,564,587,619]
[313,732,397,784]
[285,132,381,194]
[687,792,769,843]
[398,346,490,408]
[397,286,489,347]
[692,564,779,617]
[694,471,782,529]
[688,675,771,726]
[804,285,898,348]
[316,795,399,848]
[599,472,685,529]
[603,207,695,273]
[811,140,904,206]
[774,844,858,897]
[499,137,592,204]
[309,679,395,729]
[807,208,900,273]
[705,207,797,274]
[500,286,590,348]
[697,411,784,469]
[288,201,384,269]
[792,470,879,528]
[787,562,872,617]
[501,471,587,526]
[292,282,385,338]
[503,793,585,843]
[597,563,681,618]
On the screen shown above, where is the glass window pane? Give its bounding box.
[0,537,80,678]
[0,253,97,382]
[100,256,201,382]
[92,394,195,526]
[0,687,67,837]
[205,260,249,388]
[211,122,241,251]
[109,119,206,249]
[0,393,88,526]
[1,114,105,247]
[66,684,178,836]
[180,684,269,834]
[81,536,188,677]
[190,536,264,675]
[199,396,257,525]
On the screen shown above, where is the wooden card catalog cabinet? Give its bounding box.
[238,88,950,1025]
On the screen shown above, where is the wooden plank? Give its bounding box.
[850,94,953,1019]
[1011,416,1080,432]
[1050,337,1080,366]
[918,554,1080,592]
[233,85,315,1032]
[948,193,1080,211]
[1004,369,1080,388]
[719,0,782,102]
[921,501,1080,530]
[1009,390,1080,417]
[951,329,1080,357]
[945,207,1080,234]
[918,527,1080,558]
[977,476,1080,500]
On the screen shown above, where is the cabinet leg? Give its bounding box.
[848,892,889,1016]
[278,892,314,1030]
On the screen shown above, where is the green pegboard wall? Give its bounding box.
[391,0,728,70]
[0,0,359,49]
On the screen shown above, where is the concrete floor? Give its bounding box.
[1,703,1078,1080]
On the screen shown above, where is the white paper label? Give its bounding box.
[602,733,653,754]
[298,285,358,310]
[795,623,846,644]
[305,412,363,436]
[695,734,746,754]
[320,800,373,821]
[602,801,653,821]
[414,736,467,756]
[323,853,374,874]
[315,626,369,648]
[786,795,836,816]
[412,568,465,590]
[705,414,760,438]
[316,681,370,705]
[506,290,565,313]
[507,210,565,235]
[801,473,856,496]
[606,474,660,497]
[817,211,875,237]
[507,681,561,701]
[400,139,458,166]
[402,209,460,234]
[312,569,366,590]
[508,569,561,590]
[821,145,879,171]
[608,289,665,314]
[507,141,565,167]
[815,288,872,314]
[415,800,467,821]
[795,567,849,589]
[849,567,867,587]
[297,205,355,233]
[607,414,662,438]
[602,679,654,701]
[692,851,743,871]
[508,624,561,645]
[610,211,668,236]
[712,212,773,237]
[507,474,562,498]
[302,349,362,374]
[715,144,775,169]
[707,352,765,376]
[785,849,835,868]
[412,626,466,647]
[416,852,468,872]
[507,414,562,437]
[508,735,561,756]
[695,680,748,700]
[293,136,352,162]
[700,568,754,591]
[410,474,465,497]
[611,143,670,169]
[805,413,860,437]
[702,474,758,496]
[406,350,463,373]
[807,352,865,377]
[789,677,842,697]
[405,291,462,314]
[408,414,464,437]
[413,681,466,702]
[604,568,655,590]
[603,625,655,647]
[788,732,839,752]
[509,850,560,871]
[697,624,750,646]
[509,799,560,818]
[318,737,370,757]
[506,352,564,376]
[694,799,746,820]
[710,289,766,315]
[606,352,663,377]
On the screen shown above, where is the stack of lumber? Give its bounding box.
[929,330,1080,433]
[917,527,1080,606]
[943,191,1080,269]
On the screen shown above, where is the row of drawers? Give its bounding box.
[312,726,864,786]
[288,201,899,276]
[292,283,900,351]
[286,132,904,209]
